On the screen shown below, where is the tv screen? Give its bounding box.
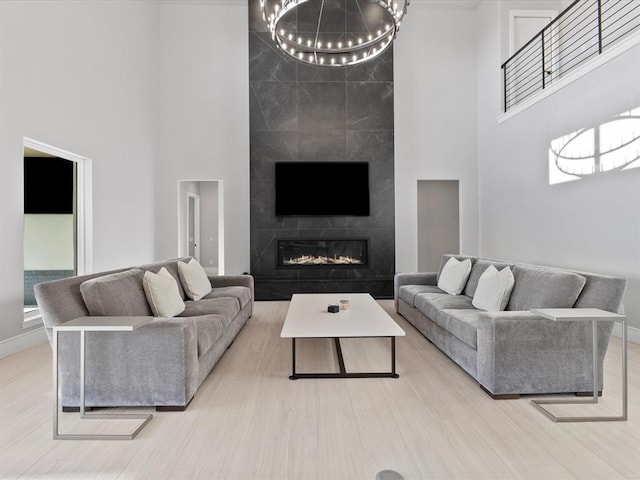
[275,162,370,216]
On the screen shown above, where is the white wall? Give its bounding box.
[477,0,640,329]
[394,4,480,273]
[0,0,157,343]
[156,1,250,275]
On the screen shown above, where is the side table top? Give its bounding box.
[531,308,625,322]
[54,316,154,332]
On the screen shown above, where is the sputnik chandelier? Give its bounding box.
[260,0,410,67]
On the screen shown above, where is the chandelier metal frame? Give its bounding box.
[260,0,410,67]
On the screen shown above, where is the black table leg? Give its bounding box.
[289,338,298,380]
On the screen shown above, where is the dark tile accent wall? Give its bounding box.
[249,0,395,300]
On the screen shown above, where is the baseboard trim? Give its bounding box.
[0,327,48,360]
[612,322,640,345]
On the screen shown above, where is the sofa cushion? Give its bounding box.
[203,286,252,310]
[142,268,186,318]
[178,259,212,301]
[179,297,240,326]
[472,265,515,312]
[80,269,152,317]
[463,259,513,297]
[190,314,226,357]
[573,271,627,312]
[398,285,445,307]
[507,264,587,311]
[436,309,479,349]
[437,257,472,295]
[414,292,474,321]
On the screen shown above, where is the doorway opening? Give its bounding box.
[417,180,460,272]
[178,180,224,275]
[23,138,92,328]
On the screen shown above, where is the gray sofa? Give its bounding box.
[34,257,254,410]
[395,254,626,398]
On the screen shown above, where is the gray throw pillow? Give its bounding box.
[80,268,153,316]
[506,264,586,311]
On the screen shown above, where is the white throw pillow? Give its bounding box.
[437,257,472,295]
[142,267,185,317]
[472,265,515,312]
[177,259,212,301]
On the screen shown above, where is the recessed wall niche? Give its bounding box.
[248,0,395,300]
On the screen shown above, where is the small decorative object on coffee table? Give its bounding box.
[53,316,155,439]
[530,308,627,422]
[281,293,405,380]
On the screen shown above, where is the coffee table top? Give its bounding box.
[280,293,405,338]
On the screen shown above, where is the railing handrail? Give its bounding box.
[501,0,582,69]
[501,0,640,112]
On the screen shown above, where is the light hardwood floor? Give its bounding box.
[1,300,639,479]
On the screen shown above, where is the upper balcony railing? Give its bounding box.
[501,0,640,113]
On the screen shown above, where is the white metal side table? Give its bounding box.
[530,308,627,422]
[53,316,155,440]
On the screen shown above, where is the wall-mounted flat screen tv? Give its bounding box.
[275,162,370,216]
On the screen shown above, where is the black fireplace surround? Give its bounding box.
[248,0,395,300]
[278,239,368,267]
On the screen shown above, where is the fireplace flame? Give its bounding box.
[283,254,363,265]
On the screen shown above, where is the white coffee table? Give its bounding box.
[530,308,627,422]
[53,316,155,440]
[280,293,405,379]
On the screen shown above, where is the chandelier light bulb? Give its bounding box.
[261,0,410,67]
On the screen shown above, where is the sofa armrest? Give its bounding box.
[58,317,199,407]
[476,311,614,395]
[394,272,438,309]
[208,274,254,292]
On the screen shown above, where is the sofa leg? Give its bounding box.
[62,406,93,412]
[156,405,187,412]
[156,397,193,412]
[576,390,602,397]
[480,385,520,400]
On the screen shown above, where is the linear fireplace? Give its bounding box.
[278,239,368,267]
